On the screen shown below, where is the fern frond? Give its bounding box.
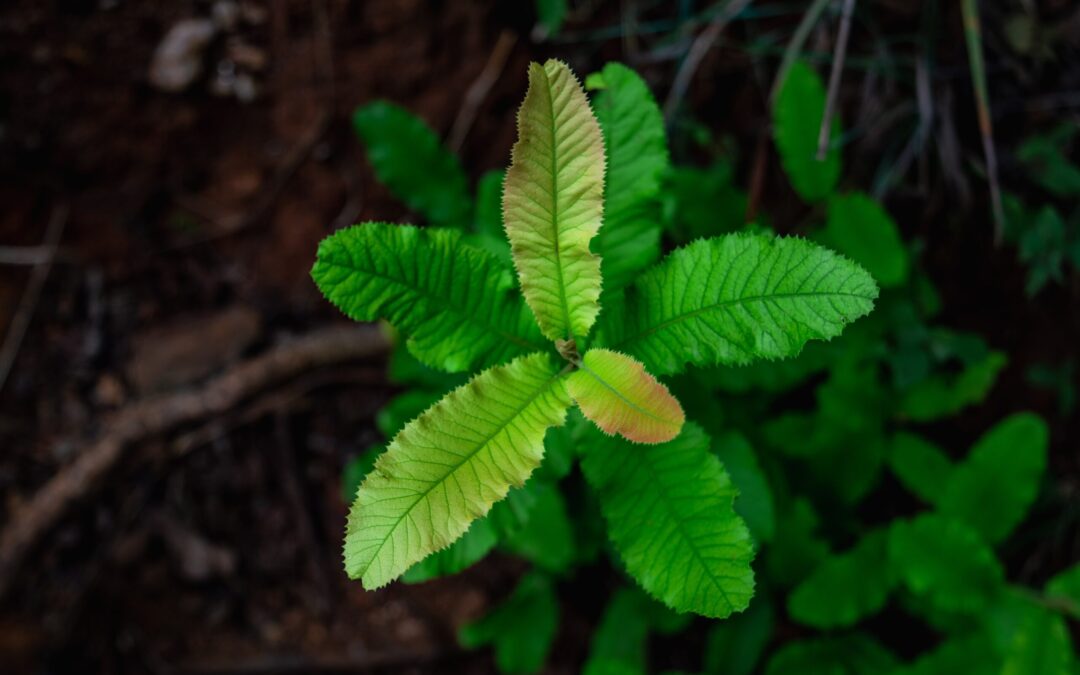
[344,352,572,589]
[312,223,545,373]
[504,59,606,342]
[581,423,755,618]
[599,233,878,375]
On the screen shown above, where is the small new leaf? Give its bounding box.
[504,59,606,342]
[568,348,685,444]
[344,352,571,589]
[600,233,878,375]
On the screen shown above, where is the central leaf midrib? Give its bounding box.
[544,67,575,340]
[355,368,565,577]
[612,289,874,348]
[577,360,672,425]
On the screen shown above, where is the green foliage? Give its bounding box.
[353,102,472,228]
[772,61,841,202]
[712,431,775,543]
[581,423,755,618]
[897,350,1007,421]
[887,432,954,506]
[764,633,898,675]
[1046,564,1080,619]
[703,595,774,675]
[460,572,559,674]
[1000,603,1075,675]
[582,587,683,675]
[824,192,909,288]
[1016,123,1080,198]
[599,234,878,374]
[662,159,748,242]
[534,0,567,37]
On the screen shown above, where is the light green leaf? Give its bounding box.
[581,423,755,618]
[1046,563,1080,619]
[824,192,909,288]
[312,223,545,372]
[888,432,954,506]
[788,529,895,629]
[401,517,498,583]
[703,595,774,675]
[589,62,668,291]
[888,514,1003,614]
[599,233,878,375]
[773,61,842,202]
[353,102,471,228]
[939,412,1048,544]
[504,59,606,342]
[898,350,1007,421]
[712,431,775,543]
[344,352,571,589]
[460,572,559,674]
[567,348,685,444]
[764,634,897,675]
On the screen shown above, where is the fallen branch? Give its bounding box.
[0,325,389,599]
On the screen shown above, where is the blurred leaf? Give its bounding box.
[704,341,836,394]
[764,634,898,675]
[386,341,467,390]
[583,588,660,675]
[888,514,1003,614]
[375,389,442,438]
[766,499,830,587]
[1027,361,1077,416]
[502,481,576,573]
[341,445,381,503]
[589,62,669,291]
[898,351,1007,421]
[888,432,954,506]
[773,61,842,202]
[460,572,558,674]
[703,594,774,675]
[402,517,498,583]
[662,161,748,242]
[823,192,909,288]
[534,0,567,37]
[938,412,1048,544]
[353,101,472,228]
[788,528,895,629]
[1001,602,1076,675]
[712,431,776,543]
[895,633,1001,675]
[1016,123,1080,198]
[1045,563,1080,619]
[468,169,512,264]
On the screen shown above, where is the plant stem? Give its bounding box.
[769,0,832,103]
[816,0,856,160]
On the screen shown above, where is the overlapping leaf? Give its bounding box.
[504,59,606,341]
[312,223,544,372]
[353,102,472,228]
[824,192,909,288]
[588,62,668,291]
[567,349,684,444]
[599,233,878,375]
[581,423,755,618]
[788,529,895,629]
[343,353,571,589]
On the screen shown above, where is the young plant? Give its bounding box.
[312,60,877,619]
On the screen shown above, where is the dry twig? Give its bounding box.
[448,30,517,153]
[816,0,856,160]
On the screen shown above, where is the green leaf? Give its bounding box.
[344,352,571,589]
[504,59,606,342]
[703,595,774,675]
[501,481,576,573]
[772,61,842,202]
[1001,603,1076,675]
[938,412,1048,544]
[712,431,775,543]
[376,389,443,438]
[897,350,1006,421]
[353,102,471,228]
[764,634,898,675]
[342,445,381,504]
[1016,123,1080,198]
[589,62,668,291]
[599,233,878,375]
[1046,563,1080,619]
[460,572,559,674]
[567,349,685,444]
[583,588,652,675]
[888,432,954,506]
[897,634,1001,675]
[470,169,512,264]
[766,499,830,586]
[312,223,545,372]
[401,517,498,583]
[788,529,895,629]
[534,0,567,37]
[663,161,748,243]
[581,423,755,618]
[888,514,1003,614]
[823,192,909,288]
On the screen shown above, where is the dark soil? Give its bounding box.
[0,1,1077,673]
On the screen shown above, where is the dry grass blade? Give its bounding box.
[816,0,856,161]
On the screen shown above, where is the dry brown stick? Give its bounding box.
[0,325,389,599]
[816,0,856,160]
[448,29,517,154]
[0,205,68,395]
[663,0,754,121]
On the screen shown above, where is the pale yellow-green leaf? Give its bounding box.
[503,59,606,342]
[567,348,684,444]
[344,352,572,589]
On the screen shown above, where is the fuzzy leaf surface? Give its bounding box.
[343,353,571,589]
[353,102,471,228]
[600,233,878,375]
[567,349,684,444]
[504,59,605,341]
[773,61,841,202]
[581,423,755,618]
[589,62,668,291]
[312,223,544,372]
[939,412,1048,544]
